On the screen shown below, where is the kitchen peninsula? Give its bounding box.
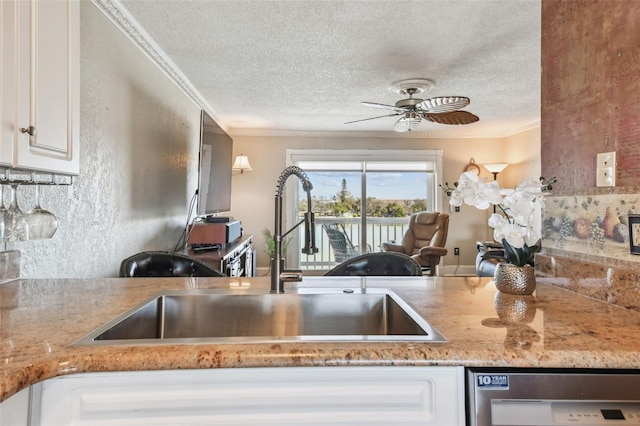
[4,275,640,402]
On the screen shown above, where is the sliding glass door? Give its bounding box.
[365,165,431,251]
[287,150,442,271]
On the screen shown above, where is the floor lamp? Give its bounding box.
[483,163,508,213]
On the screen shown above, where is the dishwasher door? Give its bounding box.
[467,368,640,426]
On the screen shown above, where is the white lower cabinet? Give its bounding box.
[34,366,465,425]
[0,386,30,426]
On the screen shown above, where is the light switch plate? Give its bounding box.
[596,151,616,187]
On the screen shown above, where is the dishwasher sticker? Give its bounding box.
[477,374,509,390]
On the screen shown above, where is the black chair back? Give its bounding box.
[119,251,225,277]
[324,252,423,277]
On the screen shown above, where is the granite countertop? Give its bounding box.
[2,275,640,402]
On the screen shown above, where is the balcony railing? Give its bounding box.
[299,216,410,271]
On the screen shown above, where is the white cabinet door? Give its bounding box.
[37,367,465,425]
[1,0,18,166]
[1,0,79,175]
[0,387,30,426]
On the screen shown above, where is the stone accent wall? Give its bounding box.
[540,0,640,306]
[542,0,640,190]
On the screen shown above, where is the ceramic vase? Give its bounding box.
[494,263,536,295]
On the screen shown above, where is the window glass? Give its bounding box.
[289,149,442,271]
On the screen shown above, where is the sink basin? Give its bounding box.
[71,288,446,346]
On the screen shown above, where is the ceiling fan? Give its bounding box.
[345,79,479,132]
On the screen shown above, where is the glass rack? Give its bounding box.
[0,168,73,186]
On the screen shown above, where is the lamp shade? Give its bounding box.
[232,154,253,174]
[483,163,508,174]
[394,112,421,132]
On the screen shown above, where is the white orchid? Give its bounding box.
[501,192,534,226]
[488,213,509,230]
[445,173,555,266]
[494,222,527,249]
[449,172,503,209]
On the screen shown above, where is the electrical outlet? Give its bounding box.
[597,151,616,187]
[454,247,460,256]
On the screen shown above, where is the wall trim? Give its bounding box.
[90,0,225,130]
[230,121,541,139]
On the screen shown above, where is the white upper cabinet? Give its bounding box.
[1,0,18,167]
[1,0,79,175]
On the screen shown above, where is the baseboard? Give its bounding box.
[439,265,476,276]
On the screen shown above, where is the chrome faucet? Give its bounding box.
[271,166,318,293]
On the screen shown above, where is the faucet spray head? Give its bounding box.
[275,166,313,197]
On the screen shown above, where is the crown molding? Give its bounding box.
[229,120,541,140]
[90,0,227,131]
[228,129,486,139]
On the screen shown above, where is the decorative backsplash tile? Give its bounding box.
[538,193,640,311]
[542,193,640,264]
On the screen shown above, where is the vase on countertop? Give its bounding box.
[493,291,537,323]
[494,263,536,295]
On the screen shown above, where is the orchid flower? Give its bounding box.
[446,173,554,266]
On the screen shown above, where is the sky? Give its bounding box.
[305,171,427,200]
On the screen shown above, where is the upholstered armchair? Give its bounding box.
[382,212,449,276]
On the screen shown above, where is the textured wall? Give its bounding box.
[541,0,640,190]
[16,2,200,278]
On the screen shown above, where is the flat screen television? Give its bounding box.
[196,110,233,216]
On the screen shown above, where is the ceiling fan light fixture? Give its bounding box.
[345,79,478,131]
[394,112,421,132]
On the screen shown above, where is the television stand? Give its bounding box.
[187,235,255,277]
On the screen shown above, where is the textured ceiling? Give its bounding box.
[118,0,541,138]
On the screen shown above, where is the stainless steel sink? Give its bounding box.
[71,288,446,346]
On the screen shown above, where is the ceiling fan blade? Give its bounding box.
[344,112,402,125]
[394,114,422,132]
[361,102,408,113]
[417,96,470,113]
[423,111,479,125]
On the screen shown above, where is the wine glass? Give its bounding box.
[3,182,28,242]
[25,176,57,240]
[0,185,7,241]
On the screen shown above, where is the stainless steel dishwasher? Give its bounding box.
[467,368,640,425]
